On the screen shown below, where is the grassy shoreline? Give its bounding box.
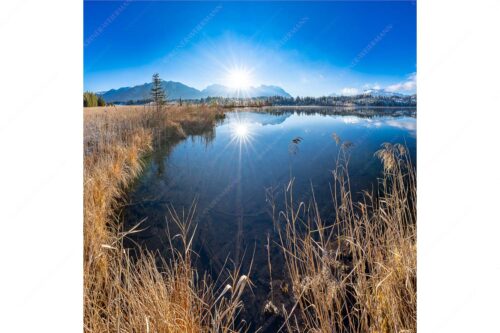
[84,105,416,332]
[84,105,249,332]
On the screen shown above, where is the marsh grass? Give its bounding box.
[84,105,249,332]
[84,104,416,332]
[274,137,416,332]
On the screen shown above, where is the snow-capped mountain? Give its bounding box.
[361,88,405,97]
[333,88,408,97]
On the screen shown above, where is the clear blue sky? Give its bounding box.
[84,1,416,96]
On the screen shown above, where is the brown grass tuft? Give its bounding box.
[274,136,416,333]
[84,105,248,333]
[84,106,416,332]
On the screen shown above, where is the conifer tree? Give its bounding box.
[150,73,166,111]
[97,95,106,106]
[84,91,98,107]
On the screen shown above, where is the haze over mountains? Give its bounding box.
[100,80,292,102]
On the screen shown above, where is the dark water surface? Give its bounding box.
[123,107,416,330]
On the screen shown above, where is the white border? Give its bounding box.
[0,0,82,331]
[419,0,500,331]
[1,0,500,331]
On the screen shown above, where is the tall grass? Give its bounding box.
[84,105,250,332]
[84,105,416,332]
[274,137,416,332]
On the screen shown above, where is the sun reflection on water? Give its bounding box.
[230,120,255,147]
[234,123,249,138]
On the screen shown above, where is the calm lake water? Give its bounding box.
[123,107,416,330]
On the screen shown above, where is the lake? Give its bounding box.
[123,107,416,330]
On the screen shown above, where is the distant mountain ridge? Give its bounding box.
[100,80,292,102]
[201,84,291,99]
[361,88,405,97]
[332,88,408,97]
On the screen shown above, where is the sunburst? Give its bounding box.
[226,66,253,91]
[230,121,254,146]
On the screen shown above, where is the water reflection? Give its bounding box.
[230,120,254,146]
[123,107,416,331]
[340,115,416,136]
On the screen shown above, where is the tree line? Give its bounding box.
[83,92,106,107]
[196,94,416,107]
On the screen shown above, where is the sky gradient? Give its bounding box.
[84,1,416,97]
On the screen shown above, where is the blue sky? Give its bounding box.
[84,1,416,97]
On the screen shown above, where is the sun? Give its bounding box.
[226,67,252,90]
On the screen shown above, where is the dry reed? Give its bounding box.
[84,105,416,332]
[274,136,416,333]
[84,105,249,332]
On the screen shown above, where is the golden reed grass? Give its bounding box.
[273,137,416,333]
[85,105,416,332]
[84,105,249,332]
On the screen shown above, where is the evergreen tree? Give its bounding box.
[84,92,98,107]
[97,95,106,106]
[150,73,166,110]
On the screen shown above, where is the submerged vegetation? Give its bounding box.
[84,103,416,332]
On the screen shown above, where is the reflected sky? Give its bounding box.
[123,108,416,330]
[340,115,416,135]
[124,108,417,253]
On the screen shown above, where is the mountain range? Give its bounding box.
[100,80,292,102]
[330,88,406,98]
[360,88,405,97]
[99,80,411,103]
